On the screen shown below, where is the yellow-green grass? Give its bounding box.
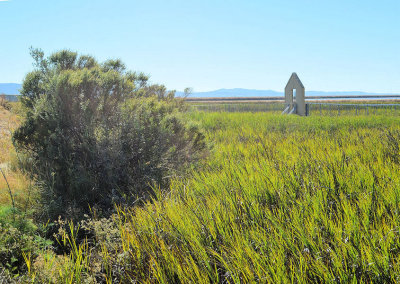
[0,105,30,208]
[27,112,400,283]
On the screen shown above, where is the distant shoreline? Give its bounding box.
[1,94,19,102]
[185,95,400,103]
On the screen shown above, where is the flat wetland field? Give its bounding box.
[2,103,400,282]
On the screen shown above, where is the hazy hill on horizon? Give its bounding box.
[1,83,399,98]
[176,88,400,98]
[0,83,21,95]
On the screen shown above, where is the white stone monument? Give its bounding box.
[282,73,306,116]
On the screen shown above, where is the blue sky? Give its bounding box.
[0,0,399,93]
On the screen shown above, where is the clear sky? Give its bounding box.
[0,0,399,93]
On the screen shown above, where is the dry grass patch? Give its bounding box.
[0,104,31,208]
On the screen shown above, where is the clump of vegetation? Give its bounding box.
[12,48,206,221]
[0,205,51,276]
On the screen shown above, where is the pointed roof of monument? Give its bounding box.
[285,72,304,89]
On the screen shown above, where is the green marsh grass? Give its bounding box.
[28,112,400,282]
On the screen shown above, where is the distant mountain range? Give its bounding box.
[1,84,399,98]
[176,88,400,98]
[0,83,21,95]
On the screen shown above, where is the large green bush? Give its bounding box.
[13,49,205,220]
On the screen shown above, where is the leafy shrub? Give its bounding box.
[24,216,118,283]
[0,205,51,276]
[13,48,206,221]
